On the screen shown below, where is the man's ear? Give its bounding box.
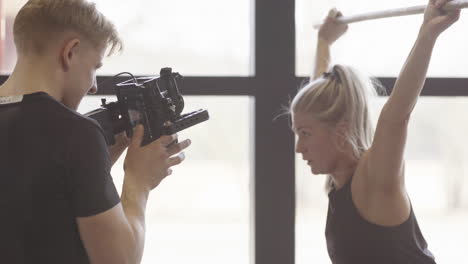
[60,38,80,72]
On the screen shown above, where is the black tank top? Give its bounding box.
[325,179,436,264]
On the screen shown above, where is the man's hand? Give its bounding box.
[123,125,191,191]
[108,132,131,167]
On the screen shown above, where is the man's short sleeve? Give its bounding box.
[66,118,120,217]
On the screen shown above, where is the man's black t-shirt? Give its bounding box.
[0,92,120,263]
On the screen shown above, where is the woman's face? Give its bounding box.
[292,111,342,175]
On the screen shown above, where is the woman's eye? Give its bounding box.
[301,131,311,137]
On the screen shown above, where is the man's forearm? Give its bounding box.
[121,175,150,264]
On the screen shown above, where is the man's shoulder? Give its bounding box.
[58,110,105,141]
[28,93,104,134]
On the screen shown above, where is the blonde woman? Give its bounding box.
[291,0,460,263]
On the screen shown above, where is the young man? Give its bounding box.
[0,1,191,263]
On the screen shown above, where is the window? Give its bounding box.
[1,0,26,73]
[78,95,253,264]
[296,3,468,261]
[4,0,466,263]
[296,97,468,263]
[296,0,468,77]
[2,0,252,76]
[92,0,252,76]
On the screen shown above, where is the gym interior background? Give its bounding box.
[1,0,467,263]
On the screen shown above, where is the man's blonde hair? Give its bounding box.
[13,0,122,55]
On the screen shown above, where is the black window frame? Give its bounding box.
[2,0,468,263]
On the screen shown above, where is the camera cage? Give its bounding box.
[85,68,209,146]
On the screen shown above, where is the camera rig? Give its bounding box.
[85,68,209,146]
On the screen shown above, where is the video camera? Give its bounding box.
[85,68,209,146]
